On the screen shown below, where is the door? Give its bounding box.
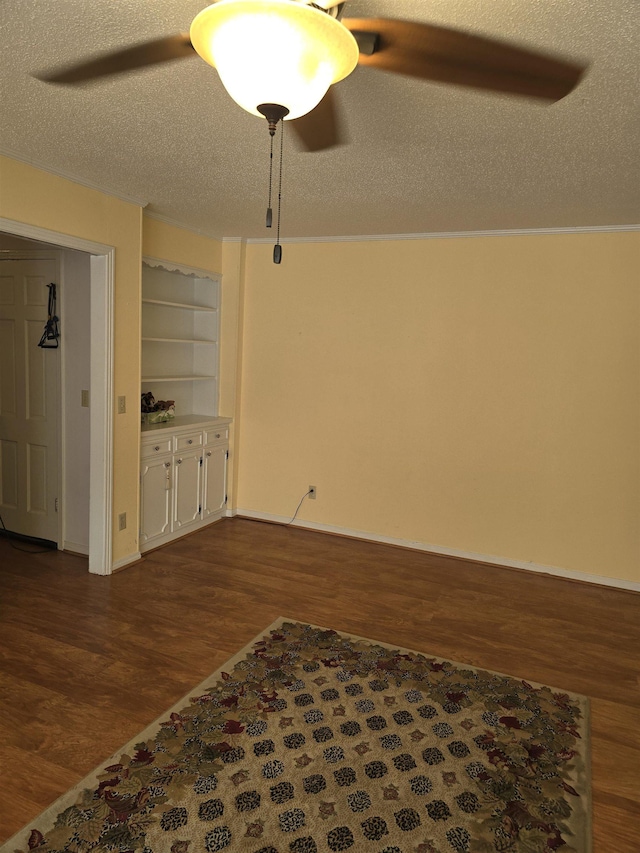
[0,257,60,542]
[202,445,227,518]
[140,455,172,544]
[173,449,202,531]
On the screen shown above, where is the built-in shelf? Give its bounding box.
[142,259,221,419]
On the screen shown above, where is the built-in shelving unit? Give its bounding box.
[141,258,220,420]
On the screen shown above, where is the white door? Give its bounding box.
[140,456,172,544]
[0,257,60,542]
[202,445,227,518]
[173,449,202,531]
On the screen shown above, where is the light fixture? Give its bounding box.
[190,0,359,120]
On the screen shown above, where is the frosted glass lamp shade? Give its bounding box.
[190,0,359,120]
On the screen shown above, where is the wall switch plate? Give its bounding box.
[118,512,126,530]
[117,395,126,414]
[81,389,89,407]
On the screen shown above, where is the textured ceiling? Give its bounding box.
[1,0,638,240]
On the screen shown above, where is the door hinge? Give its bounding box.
[54,498,59,512]
[199,505,202,514]
[224,494,228,504]
[200,456,203,466]
[226,450,229,460]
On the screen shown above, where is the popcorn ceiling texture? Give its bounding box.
[0,0,638,239]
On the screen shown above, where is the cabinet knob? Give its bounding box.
[164,461,170,468]
[215,433,221,439]
[187,439,193,444]
[176,458,182,465]
[154,445,160,451]
[206,451,212,457]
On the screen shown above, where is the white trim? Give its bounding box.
[0,219,114,256]
[245,224,640,244]
[236,509,640,593]
[3,149,637,246]
[111,551,142,572]
[57,251,66,552]
[0,217,115,575]
[0,146,148,209]
[63,541,90,556]
[88,253,114,575]
[143,255,221,281]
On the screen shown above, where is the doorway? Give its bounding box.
[0,252,61,544]
[0,217,114,574]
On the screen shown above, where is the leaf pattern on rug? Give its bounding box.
[10,622,589,853]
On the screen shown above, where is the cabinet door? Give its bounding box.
[202,445,227,519]
[140,456,172,544]
[173,449,202,531]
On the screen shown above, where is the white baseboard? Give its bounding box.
[111,552,142,573]
[63,540,89,556]
[234,508,640,593]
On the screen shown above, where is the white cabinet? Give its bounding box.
[203,444,228,519]
[139,417,230,552]
[142,258,220,420]
[173,448,202,532]
[140,455,172,542]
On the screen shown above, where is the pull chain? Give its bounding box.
[266,132,274,229]
[274,120,284,264]
[257,103,289,265]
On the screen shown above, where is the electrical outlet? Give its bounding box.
[118,512,127,531]
[81,389,89,407]
[308,485,316,500]
[117,395,126,414]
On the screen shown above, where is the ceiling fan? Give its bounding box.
[38,0,587,152]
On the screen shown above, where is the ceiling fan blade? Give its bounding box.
[343,18,586,102]
[37,33,195,84]
[289,89,346,152]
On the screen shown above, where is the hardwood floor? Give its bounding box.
[0,517,638,849]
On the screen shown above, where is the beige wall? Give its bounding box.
[3,155,638,584]
[0,155,142,563]
[142,216,222,273]
[237,232,640,584]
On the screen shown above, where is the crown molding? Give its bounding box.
[2,146,637,243]
[245,224,640,244]
[142,210,224,242]
[0,146,149,208]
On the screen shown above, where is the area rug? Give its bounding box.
[1,618,590,853]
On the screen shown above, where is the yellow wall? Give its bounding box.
[142,216,222,273]
[3,155,638,585]
[237,232,640,584]
[219,241,248,508]
[0,155,142,563]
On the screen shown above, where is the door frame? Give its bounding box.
[0,217,114,574]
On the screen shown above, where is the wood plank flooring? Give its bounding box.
[0,518,638,849]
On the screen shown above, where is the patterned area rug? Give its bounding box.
[1,619,590,853]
